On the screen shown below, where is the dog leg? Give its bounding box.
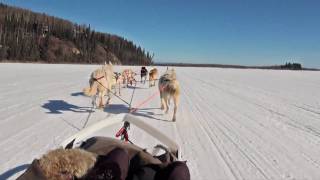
[98,94,103,109]
[106,97,111,105]
[98,92,105,109]
[164,95,169,113]
[100,90,107,109]
[172,95,179,122]
[160,92,165,110]
[161,98,166,110]
[105,90,111,105]
[95,95,101,109]
[92,96,97,108]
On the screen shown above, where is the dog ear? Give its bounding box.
[109,61,113,65]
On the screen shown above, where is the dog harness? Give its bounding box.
[93,76,105,81]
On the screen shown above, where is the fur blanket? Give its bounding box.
[39,148,97,179]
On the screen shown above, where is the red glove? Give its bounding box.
[116,127,129,142]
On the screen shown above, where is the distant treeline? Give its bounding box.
[280,62,302,70]
[0,3,153,65]
[154,62,318,71]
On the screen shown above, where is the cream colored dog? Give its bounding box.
[83,62,114,109]
[38,148,97,179]
[121,69,136,87]
[149,68,158,87]
[158,69,180,121]
[111,72,123,96]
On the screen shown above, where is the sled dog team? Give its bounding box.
[83,62,180,122]
[17,63,187,180]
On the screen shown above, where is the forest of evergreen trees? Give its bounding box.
[0,3,153,65]
[280,62,302,70]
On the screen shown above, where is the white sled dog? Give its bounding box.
[111,72,123,95]
[158,69,180,121]
[83,62,114,109]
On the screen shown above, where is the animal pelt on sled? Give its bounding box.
[17,137,178,180]
[158,69,180,121]
[83,62,114,108]
[39,148,96,179]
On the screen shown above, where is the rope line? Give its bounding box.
[82,96,96,129]
[129,81,137,109]
[95,80,131,106]
[129,84,167,113]
[84,76,162,129]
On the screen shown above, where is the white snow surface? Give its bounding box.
[1,63,320,180]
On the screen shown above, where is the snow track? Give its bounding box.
[0,63,320,179]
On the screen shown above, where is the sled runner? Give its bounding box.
[17,114,189,180]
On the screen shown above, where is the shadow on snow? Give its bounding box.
[104,104,171,122]
[70,92,85,97]
[0,164,30,179]
[42,100,93,114]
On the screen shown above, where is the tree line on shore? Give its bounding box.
[0,3,153,65]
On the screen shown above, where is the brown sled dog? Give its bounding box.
[83,62,114,109]
[158,69,180,121]
[149,68,158,87]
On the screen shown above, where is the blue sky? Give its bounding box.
[2,0,320,68]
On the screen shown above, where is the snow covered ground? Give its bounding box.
[0,63,320,180]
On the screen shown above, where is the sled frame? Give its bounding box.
[61,113,181,159]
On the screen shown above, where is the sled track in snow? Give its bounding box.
[179,69,320,179]
[181,73,271,179]
[193,75,320,139]
[181,85,240,180]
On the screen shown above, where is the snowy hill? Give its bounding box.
[0,63,320,179]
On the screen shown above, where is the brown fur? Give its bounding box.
[121,69,136,87]
[158,69,180,121]
[83,62,114,108]
[149,68,158,87]
[38,148,97,180]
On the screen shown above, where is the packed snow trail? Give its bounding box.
[0,63,320,179]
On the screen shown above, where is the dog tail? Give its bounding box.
[83,81,98,97]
